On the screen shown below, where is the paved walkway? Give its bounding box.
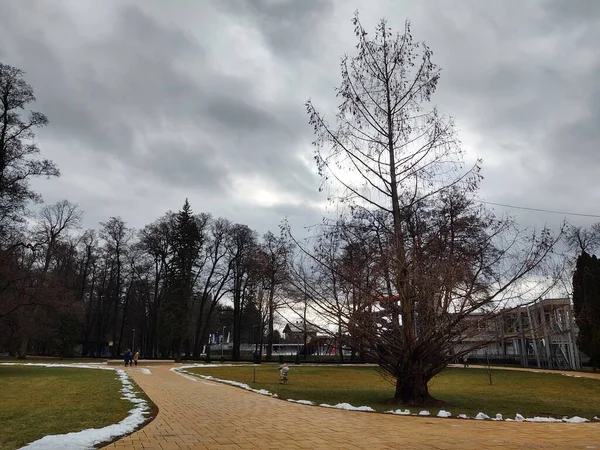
[105,364,600,450]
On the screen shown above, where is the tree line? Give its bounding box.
[0,64,295,360]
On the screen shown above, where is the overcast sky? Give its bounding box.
[1,0,599,237]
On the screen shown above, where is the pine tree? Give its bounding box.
[163,199,202,362]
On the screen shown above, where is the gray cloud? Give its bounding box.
[2,0,600,237]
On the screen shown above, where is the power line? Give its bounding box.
[477,200,600,219]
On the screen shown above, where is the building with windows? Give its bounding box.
[456,298,581,370]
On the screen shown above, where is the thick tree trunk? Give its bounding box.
[18,335,28,359]
[394,373,432,405]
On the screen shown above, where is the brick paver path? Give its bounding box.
[105,364,600,450]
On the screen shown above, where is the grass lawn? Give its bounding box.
[0,366,135,450]
[186,364,600,419]
[0,356,108,364]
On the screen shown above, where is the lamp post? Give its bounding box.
[221,326,225,358]
[252,324,260,364]
[132,328,135,351]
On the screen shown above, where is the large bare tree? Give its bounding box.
[0,63,59,237]
[301,15,560,405]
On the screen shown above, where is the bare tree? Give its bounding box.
[565,224,600,255]
[192,217,233,357]
[100,216,133,357]
[228,224,258,360]
[256,231,292,361]
[300,14,560,405]
[0,63,59,236]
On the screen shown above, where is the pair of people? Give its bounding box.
[124,349,140,367]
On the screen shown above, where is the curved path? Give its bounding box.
[105,364,600,450]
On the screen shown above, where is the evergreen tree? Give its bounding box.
[163,199,203,362]
[573,251,600,372]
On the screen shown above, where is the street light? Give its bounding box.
[132,328,135,351]
[221,326,225,358]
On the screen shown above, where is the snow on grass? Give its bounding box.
[524,417,562,423]
[385,409,411,415]
[2,363,150,450]
[287,399,314,405]
[170,365,596,424]
[173,367,277,397]
[319,403,375,412]
[563,416,589,423]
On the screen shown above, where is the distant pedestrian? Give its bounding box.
[463,356,469,368]
[124,349,132,367]
[133,351,139,366]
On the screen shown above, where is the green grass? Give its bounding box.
[0,356,108,363]
[0,366,134,450]
[186,364,600,419]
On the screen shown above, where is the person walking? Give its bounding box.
[124,349,132,367]
[133,351,139,366]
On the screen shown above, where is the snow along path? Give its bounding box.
[173,365,594,423]
[0,363,150,450]
[106,364,600,450]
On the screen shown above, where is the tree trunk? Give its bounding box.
[111,252,121,357]
[266,286,274,361]
[394,373,432,405]
[18,335,28,359]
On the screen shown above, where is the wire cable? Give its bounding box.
[477,200,600,219]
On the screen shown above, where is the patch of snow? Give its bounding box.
[561,373,582,378]
[385,409,411,415]
[13,366,150,450]
[139,368,151,375]
[563,416,589,423]
[329,403,375,411]
[169,365,597,424]
[525,417,562,423]
[287,399,314,405]
[318,403,375,411]
[251,388,272,395]
[172,368,278,398]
